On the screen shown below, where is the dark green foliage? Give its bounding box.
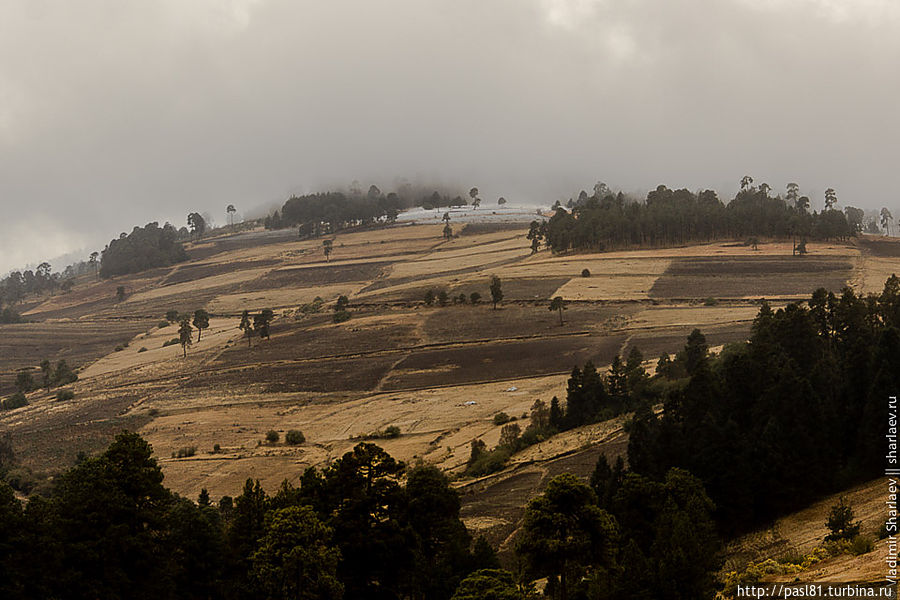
[53,360,78,385]
[451,569,522,600]
[626,280,900,534]
[825,497,861,541]
[192,309,210,341]
[239,310,253,347]
[254,308,274,339]
[265,430,279,444]
[55,389,75,402]
[115,285,126,302]
[178,317,193,357]
[162,337,180,347]
[332,310,351,323]
[251,506,343,600]
[100,222,187,278]
[581,268,591,277]
[516,473,618,600]
[187,212,206,237]
[165,309,180,322]
[1,392,28,411]
[492,412,511,426]
[425,289,435,306]
[489,275,503,309]
[469,292,481,304]
[174,446,196,458]
[285,430,305,445]
[15,369,34,393]
[438,290,449,306]
[542,184,853,254]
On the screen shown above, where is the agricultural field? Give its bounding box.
[1,222,897,569]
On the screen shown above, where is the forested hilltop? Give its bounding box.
[536,179,893,253]
[263,182,477,235]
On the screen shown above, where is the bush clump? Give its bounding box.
[138,347,148,353]
[162,338,180,348]
[1,392,28,411]
[265,430,280,444]
[174,446,196,458]
[581,268,591,277]
[285,430,305,445]
[492,412,511,426]
[56,389,75,401]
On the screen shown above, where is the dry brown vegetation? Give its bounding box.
[2,222,894,573]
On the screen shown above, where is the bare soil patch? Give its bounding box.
[256,261,391,289]
[857,236,900,258]
[183,355,399,393]
[162,259,280,285]
[421,304,634,343]
[0,320,151,394]
[381,334,627,390]
[650,256,852,299]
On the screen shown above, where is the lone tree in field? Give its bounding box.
[192,309,210,341]
[469,187,481,209]
[254,308,274,340]
[40,359,52,392]
[549,296,566,326]
[239,310,253,347]
[226,204,236,229]
[116,286,126,302]
[497,197,507,205]
[825,497,861,541]
[443,222,453,240]
[489,275,503,310]
[323,239,333,261]
[178,317,193,358]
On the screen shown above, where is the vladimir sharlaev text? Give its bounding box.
[886,395,899,584]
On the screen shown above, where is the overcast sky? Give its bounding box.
[1,0,898,273]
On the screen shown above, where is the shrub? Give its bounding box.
[470,292,481,304]
[456,293,468,304]
[424,290,435,306]
[703,297,719,306]
[114,345,125,352]
[212,443,221,454]
[381,425,401,438]
[165,309,180,322]
[333,310,351,323]
[138,347,148,353]
[265,430,280,444]
[850,535,874,556]
[175,446,196,458]
[53,360,78,386]
[298,297,325,314]
[437,290,449,306]
[492,412,511,426]
[581,268,591,277]
[1,392,28,411]
[56,389,75,401]
[163,338,180,347]
[285,430,305,445]
[158,320,170,328]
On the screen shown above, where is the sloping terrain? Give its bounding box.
[2,225,891,572]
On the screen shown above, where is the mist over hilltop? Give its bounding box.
[2,0,899,273]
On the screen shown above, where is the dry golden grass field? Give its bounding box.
[2,222,898,570]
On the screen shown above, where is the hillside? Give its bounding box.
[2,219,898,586]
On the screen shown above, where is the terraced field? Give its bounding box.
[1,225,891,550]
